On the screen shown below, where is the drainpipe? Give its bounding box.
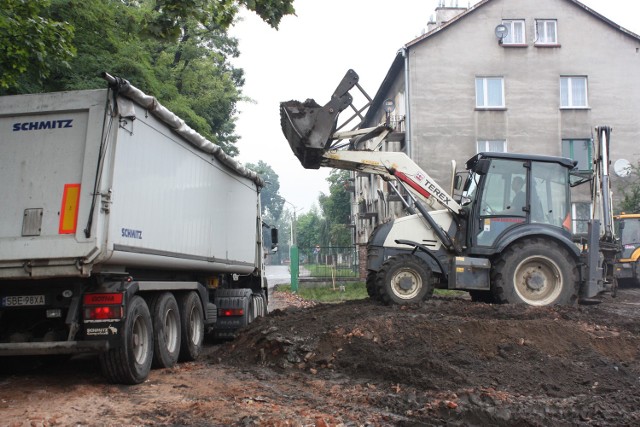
[401,47,412,158]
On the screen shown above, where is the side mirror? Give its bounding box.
[271,228,279,249]
[453,175,463,190]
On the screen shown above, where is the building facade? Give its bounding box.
[352,0,640,270]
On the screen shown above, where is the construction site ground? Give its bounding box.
[1,287,639,427]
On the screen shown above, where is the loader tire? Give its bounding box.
[491,238,578,306]
[99,295,153,384]
[177,291,204,362]
[366,270,379,300]
[147,292,181,369]
[375,254,433,305]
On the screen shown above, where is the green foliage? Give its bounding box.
[246,161,285,223]
[318,170,352,246]
[2,0,295,156]
[617,161,640,214]
[277,282,367,303]
[0,0,75,90]
[296,208,326,249]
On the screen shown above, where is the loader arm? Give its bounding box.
[280,69,461,216]
[319,149,462,215]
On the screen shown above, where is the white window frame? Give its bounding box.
[535,19,558,45]
[476,140,507,153]
[560,76,588,108]
[475,77,505,109]
[502,20,526,45]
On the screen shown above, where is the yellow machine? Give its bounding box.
[614,213,640,286]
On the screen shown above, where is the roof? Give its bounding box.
[467,152,577,170]
[362,0,640,126]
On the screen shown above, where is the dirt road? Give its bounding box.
[1,289,639,426]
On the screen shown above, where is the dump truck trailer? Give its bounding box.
[0,75,271,383]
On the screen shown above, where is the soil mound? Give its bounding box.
[213,293,640,426]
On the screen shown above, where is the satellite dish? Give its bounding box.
[495,24,509,42]
[614,159,632,177]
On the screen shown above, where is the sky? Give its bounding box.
[229,0,640,214]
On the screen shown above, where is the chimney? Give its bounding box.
[426,14,437,32]
[434,0,467,27]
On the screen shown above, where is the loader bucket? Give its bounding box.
[280,99,337,169]
[280,69,360,169]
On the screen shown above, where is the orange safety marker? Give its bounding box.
[59,183,81,234]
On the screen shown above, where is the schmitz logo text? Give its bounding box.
[12,119,73,131]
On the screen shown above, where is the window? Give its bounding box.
[562,139,592,171]
[560,76,588,108]
[535,19,557,45]
[476,140,507,153]
[502,20,526,45]
[531,162,571,227]
[572,202,592,235]
[475,77,505,108]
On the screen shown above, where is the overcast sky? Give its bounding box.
[229,0,640,214]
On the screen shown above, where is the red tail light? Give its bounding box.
[83,293,124,320]
[85,305,123,320]
[219,308,244,317]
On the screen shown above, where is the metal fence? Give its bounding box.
[297,246,359,280]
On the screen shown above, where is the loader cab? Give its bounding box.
[463,153,574,252]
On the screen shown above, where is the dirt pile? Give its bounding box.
[213,291,640,426]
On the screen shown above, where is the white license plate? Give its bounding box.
[2,295,46,307]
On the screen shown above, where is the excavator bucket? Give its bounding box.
[280,69,359,169]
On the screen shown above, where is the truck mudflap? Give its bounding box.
[212,289,254,339]
[280,69,359,169]
[0,340,109,356]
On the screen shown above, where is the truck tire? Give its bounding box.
[147,292,181,369]
[177,291,204,362]
[375,254,434,305]
[366,270,379,300]
[491,238,578,306]
[251,291,267,319]
[99,295,153,384]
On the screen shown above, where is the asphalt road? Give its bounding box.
[265,264,291,287]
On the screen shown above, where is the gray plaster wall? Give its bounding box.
[405,0,640,197]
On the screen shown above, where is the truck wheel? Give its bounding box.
[177,291,204,362]
[99,295,153,384]
[492,238,578,306]
[375,254,433,305]
[147,292,181,369]
[251,291,267,319]
[366,270,379,299]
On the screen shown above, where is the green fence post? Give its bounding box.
[290,244,299,293]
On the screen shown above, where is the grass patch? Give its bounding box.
[304,264,358,278]
[276,282,468,303]
[277,282,367,302]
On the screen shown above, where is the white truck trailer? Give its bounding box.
[0,74,273,384]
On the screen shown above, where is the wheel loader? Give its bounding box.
[280,69,620,306]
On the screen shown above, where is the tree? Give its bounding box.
[0,0,75,90]
[618,161,640,213]
[1,0,296,157]
[319,170,352,246]
[296,208,325,250]
[245,161,284,223]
